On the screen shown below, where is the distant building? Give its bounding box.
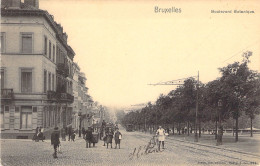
[0,0,75,138]
[71,63,93,131]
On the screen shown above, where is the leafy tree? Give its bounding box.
[219,51,258,141]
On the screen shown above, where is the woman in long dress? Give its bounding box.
[106,128,113,149]
[156,126,166,150]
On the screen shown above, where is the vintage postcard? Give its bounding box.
[1,0,260,165]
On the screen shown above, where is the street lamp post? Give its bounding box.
[194,71,199,142]
[78,111,82,137]
[217,99,223,146]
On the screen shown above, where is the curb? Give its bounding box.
[167,136,260,159]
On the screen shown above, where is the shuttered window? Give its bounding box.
[21,33,33,53]
[21,69,32,93]
[44,36,47,56]
[53,45,56,62]
[1,32,5,53]
[48,72,51,91]
[1,105,4,128]
[44,70,47,93]
[49,41,52,59]
[1,69,4,89]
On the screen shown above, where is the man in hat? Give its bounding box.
[51,127,60,158]
[85,127,93,148]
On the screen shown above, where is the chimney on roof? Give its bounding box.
[2,0,21,9]
[24,0,39,9]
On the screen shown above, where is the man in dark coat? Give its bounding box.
[68,126,72,141]
[51,127,60,159]
[82,127,86,137]
[85,127,93,148]
[106,128,113,149]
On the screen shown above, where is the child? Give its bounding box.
[114,128,122,149]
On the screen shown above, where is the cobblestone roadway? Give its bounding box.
[1,129,260,166]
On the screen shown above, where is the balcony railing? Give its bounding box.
[47,91,74,103]
[1,89,14,100]
[58,92,74,103]
[47,91,57,101]
[57,63,69,77]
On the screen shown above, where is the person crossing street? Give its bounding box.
[51,127,60,159]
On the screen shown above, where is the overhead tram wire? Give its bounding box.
[222,40,260,63]
[148,75,198,86]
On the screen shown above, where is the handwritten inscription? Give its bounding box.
[129,137,164,160]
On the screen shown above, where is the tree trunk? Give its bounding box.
[250,117,253,137]
[215,120,217,140]
[235,115,238,142]
[188,121,190,136]
[172,122,175,135]
[199,119,201,138]
[178,123,181,135]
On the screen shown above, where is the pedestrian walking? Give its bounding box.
[61,127,66,141]
[51,127,60,159]
[114,128,122,149]
[32,127,39,142]
[68,127,72,141]
[37,129,45,142]
[85,127,93,148]
[71,129,76,142]
[156,126,166,150]
[106,128,113,149]
[82,127,86,138]
[103,127,109,146]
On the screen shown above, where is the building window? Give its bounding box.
[33,107,37,113]
[1,32,6,53]
[48,72,51,91]
[21,33,33,53]
[21,69,32,93]
[52,74,55,91]
[44,36,47,56]
[53,45,55,62]
[49,41,52,59]
[44,70,47,93]
[1,69,4,89]
[43,106,47,128]
[56,46,59,63]
[20,106,32,129]
[1,105,4,128]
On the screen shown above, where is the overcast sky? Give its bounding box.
[40,0,260,109]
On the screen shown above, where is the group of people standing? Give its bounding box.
[82,126,97,148]
[60,126,76,142]
[102,127,122,149]
[50,121,122,159]
[32,126,45,142]
[101,121,122,149]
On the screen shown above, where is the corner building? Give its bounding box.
[0,0,75,138]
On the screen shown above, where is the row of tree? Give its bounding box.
[121,51,260,142]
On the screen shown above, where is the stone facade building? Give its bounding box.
[0,0,75,138]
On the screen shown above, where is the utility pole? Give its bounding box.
[194,71,199,142]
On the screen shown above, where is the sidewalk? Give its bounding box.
[137,130,260,156]
[171,133,260,155]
